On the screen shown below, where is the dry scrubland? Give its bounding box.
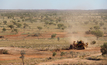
[0,10,107,65]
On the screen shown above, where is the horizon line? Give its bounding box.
[0,9,107,10]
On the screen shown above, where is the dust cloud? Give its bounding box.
[66,22,97,48]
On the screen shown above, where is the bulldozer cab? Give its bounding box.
[69,40,88,50]
[74,40,85,49]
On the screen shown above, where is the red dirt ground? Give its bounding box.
[0,32,105,64]
[0,47,101,61]
[2,32,95,40]
[38,53,103,65]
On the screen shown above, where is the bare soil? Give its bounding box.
[0,47,100,60]
[2,32,95,40]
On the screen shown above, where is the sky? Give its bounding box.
[0,0,107,10]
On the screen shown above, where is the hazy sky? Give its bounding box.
[0,0,107,10]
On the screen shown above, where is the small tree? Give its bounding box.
[101,43,107,55]
[3,21,7,24]
[51,34,56,38]
[20,50,25,65]
[2,28,6,32]
[8,25,14,29]
[57,37,60,41]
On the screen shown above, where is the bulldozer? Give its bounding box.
[69,40,88,49]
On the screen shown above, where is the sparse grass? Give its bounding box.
[0,32,16,35]
[0,37,69,50]
[0,10,107,65]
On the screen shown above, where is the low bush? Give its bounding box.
[3,50,8,54]
[51,34,56,38]
[52,52,56,57]
[60,52,65,56]
[91,40,96,44]
[101,42,107,55]
[0,49,8,54]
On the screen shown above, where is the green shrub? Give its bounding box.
[3,49,8,54]
[52,52,56,56]
[91,30,103,40]
[3,21,7,24]
[8,25,14,29]
[51,34,56,38]
[2,28,6,32]
[37,26,42,31]
[17,20,20,22]
[14,29,18,33]
[33,33,41,37]
[91,40,96,44]
[101,42,107,55]
[99,22,104,26]
[94,26,100,30]
[48,57,52,60]
[49,22,54,25]
[57,24,64,29]
[16,23,22,28]
[62,27,65,30]
[60,52,65,56]
[85,30,91,34]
